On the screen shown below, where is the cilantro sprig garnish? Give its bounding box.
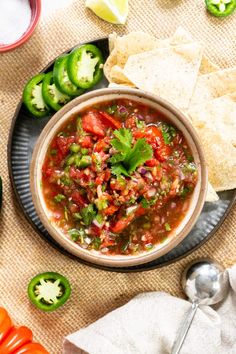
[110,128,153,176]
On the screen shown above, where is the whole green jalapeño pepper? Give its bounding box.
[205,0,236,17]
[42,71,71,111]
[28,272,71,311]
[53,55,85,96]
[67,44,104,89]
[23,73,50,118]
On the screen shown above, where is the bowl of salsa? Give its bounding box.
[30,88,207,267]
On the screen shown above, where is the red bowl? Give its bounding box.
[0,0,41,53]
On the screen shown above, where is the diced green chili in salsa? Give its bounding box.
[42,99,198,255]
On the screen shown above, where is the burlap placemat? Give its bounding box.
[0,1,236,353]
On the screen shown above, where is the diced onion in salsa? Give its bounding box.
[42,99,198,255]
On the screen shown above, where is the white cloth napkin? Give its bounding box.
[63,265,236,354]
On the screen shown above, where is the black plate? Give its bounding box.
[8,38,236,272]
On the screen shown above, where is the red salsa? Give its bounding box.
[42,99,197,255]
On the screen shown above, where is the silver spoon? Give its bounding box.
[171,258,229,354]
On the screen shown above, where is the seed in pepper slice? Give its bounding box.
[68,44,104,89]
[53,55,85,97]
[23,73,50,118]
[205,0,236,17]
[28,272,71,311]
[42,72,71,111]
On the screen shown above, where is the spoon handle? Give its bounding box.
[171,302,198,354]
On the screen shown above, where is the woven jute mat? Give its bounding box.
[0,0,236,352]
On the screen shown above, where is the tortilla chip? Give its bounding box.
[108,82,136,88]
[109,65,135,86]
[206,182,219,202]
[199,56,220,75]
[188,93,236,147]
[190,67,236,108]
[123,42,203,110]
[108,32,117,53]
[170,26,193,45]
[103,48,117,82]
[169,27,219,75]
[194,121,236,191]
[115,31,160,68]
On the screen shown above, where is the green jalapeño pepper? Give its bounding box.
[23,73,50,118]
[28,272,71,311]
[205,0,236,17]
[53,55,85,96]
[42,72,71,111]
[68,44,104,89]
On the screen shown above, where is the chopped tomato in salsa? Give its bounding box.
[42,99,198,255]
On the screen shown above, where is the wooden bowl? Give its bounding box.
[30,88,207,268]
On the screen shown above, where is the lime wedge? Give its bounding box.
[85,0,129,24]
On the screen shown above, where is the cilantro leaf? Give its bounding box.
[180,185,193,198]
[125,138,153,173]
[111,128,132,154]
[93,237,102,250]
[111,164,130,177]
[141,198,149,208]
[81,204,96,226]
[68,228,85,242]
[109,153,126,164]
[54,194,66,203]
[141,196,158,208]
[161,123,176,145]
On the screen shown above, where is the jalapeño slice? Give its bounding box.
[67,44,104,89]
[23,73,50,118]
[28,272,71,311]
[205,0,236,17]
[42,72,71,111]
[53,55,85,96]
